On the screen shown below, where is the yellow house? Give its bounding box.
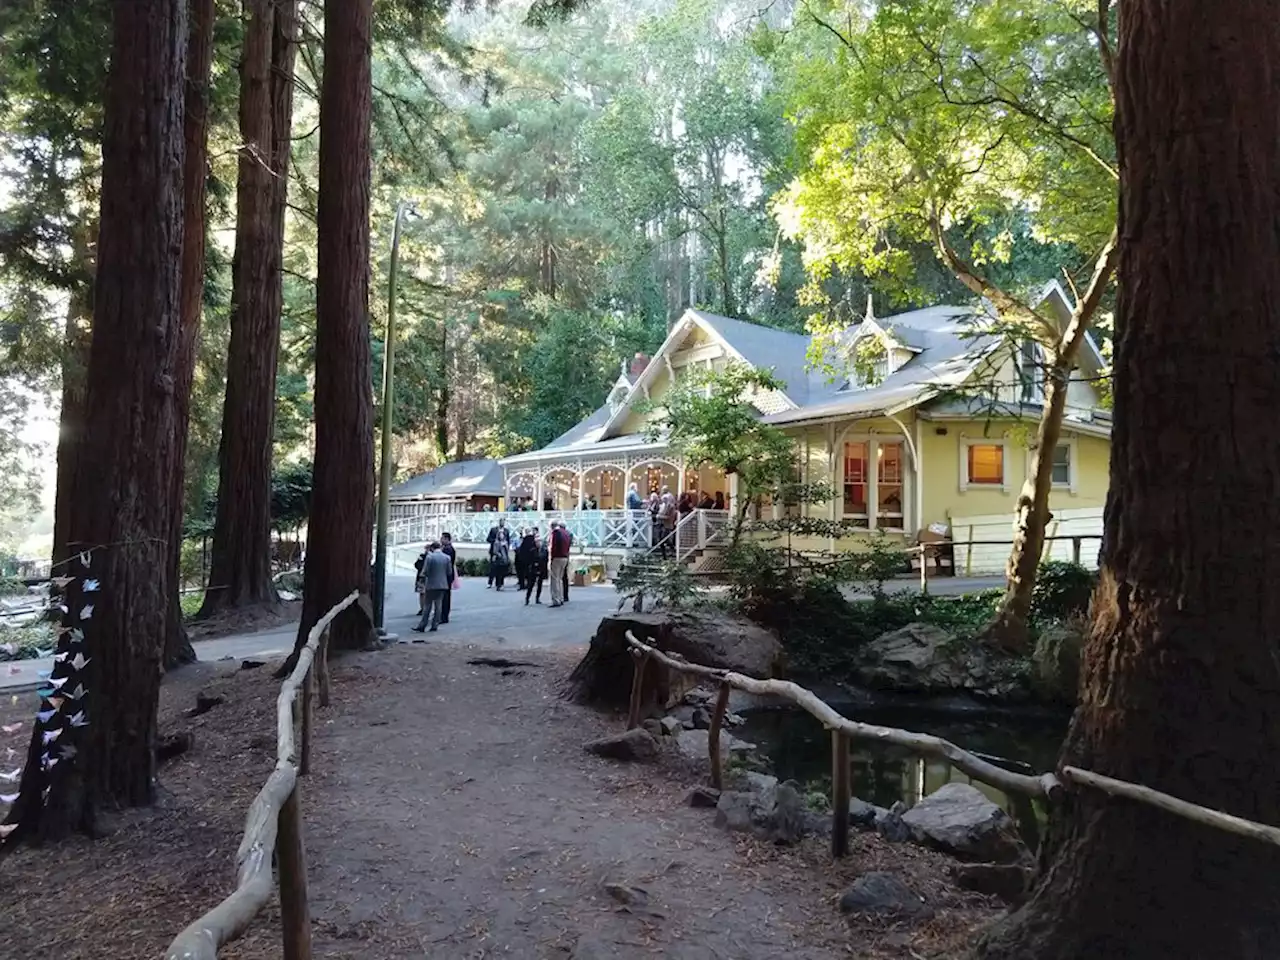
[498,287,1110,573]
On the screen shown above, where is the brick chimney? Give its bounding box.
[629,352,650,377]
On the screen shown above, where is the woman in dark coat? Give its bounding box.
[490,535,512,590]
[516,530,538,595]
[524,532,549,605]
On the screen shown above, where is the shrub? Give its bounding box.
[1031,561,1096,623]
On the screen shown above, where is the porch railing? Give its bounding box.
[385,508,733,559]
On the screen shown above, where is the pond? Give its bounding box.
[735,703,1067,847]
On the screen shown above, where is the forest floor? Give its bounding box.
[0,633,1007,959]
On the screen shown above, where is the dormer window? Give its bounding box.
[851,335,890,387]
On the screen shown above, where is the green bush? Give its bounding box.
[0,622,57,660]
[0,577,26,597]
[1031,560,1096,623]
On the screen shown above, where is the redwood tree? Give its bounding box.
[292,0,376,656]
[198,0,294,618]
[163,0,217,669]
[2,0,186,843]
[980,3,1280,955]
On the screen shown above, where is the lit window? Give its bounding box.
[1051,444,1071,486]
[877,442,904,529]
[842,441,869,525]
[967,444,1004,486]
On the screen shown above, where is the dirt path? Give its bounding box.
[0,641,1001,960]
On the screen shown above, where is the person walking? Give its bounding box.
[626,482,644,511]
[486,518,511,588]
[548,521,571,607]
[490,533,512,590]
[413,546,428,615]
[561,523,574,603]
[647,491,661,548]
[516,527,538,597]
[439,532,457,624]
[411,542,452,635]
[656,491,676,558]
[514,525,529,591]
[524,529,548,605]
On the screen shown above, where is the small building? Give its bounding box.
[388,458,505,520]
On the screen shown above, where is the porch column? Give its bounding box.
[827,423,837,553]
[577,456,585,510]
[535,469,544,511]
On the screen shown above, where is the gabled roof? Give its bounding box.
[389,458,505,500]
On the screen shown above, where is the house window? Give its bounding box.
[1051,443,1072,487]
[842,441,869,526]
[966,443,1005,486]
[877,442,905,529]
[1018,339,1043,402]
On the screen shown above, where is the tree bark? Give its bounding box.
[50,235,94,569]
[290,0,375,659]
[164,0,217,670]
[3,0,186,844]
[979,3,1280,956]
[198,0,287,619]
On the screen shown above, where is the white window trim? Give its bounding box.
[839,434,910,531]
[959,435,1013,493]
[1044,435,1078,494]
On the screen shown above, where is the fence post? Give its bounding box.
[831,730,851,858]
[627,650,650,729]
[708,681,731,791]
[919,544,929,593]
[318,625,332,708]
[278,786,312,960]
[300,666,314,776]
[964,525,974,576]
[1072,536,1082,565]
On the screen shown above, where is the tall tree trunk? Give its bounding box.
[435,321,449,460]
[979,3,1280,956]
[540,175,558,297]
[198,0,286,618]
[164,0,217,669]
[290,0,375,659]
[715,212,734,317]
[50,231,94,569]
[3,0,186,845]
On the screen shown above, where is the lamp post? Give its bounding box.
[372,199,414,632]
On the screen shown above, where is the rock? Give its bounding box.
[584,728,660,763]
[900,783,1029,864]
[875,801,910,843]
[724,712,745,727]
[853,623,965,691]
[950,862,1034,903]
[853,622,1036,701]
[187,692,224,717]
[675,728,756,764]
[565,610,783,710]
[642,718,664,738]
[682,688,714,705]
[838,872,929,919]
[660,716,683,737]
[714,777,811,845]
[685,785,721,808]
[1032,623,1084,704]
[240,659,265,670]
[849,798,882,830]
[690,707,712,729]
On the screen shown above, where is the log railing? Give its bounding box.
[165,591,361,960]
[623,631,1280,859]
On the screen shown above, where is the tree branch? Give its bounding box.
[1057,228,1119,363]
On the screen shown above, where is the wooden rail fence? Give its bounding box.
[623,631,1280,859]
[165,591,361,960]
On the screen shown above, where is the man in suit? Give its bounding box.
[412,542,452,634]
[439,532,457,624]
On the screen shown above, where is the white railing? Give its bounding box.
[385,508,733,561]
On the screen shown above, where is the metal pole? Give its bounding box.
[372,201,408,631]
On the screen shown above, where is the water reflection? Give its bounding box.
[737,705,1066,847]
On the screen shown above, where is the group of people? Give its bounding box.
[483,517,574,606]
[411,532,457,634]
[623,483,725,558]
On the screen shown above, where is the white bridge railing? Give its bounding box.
[384,508,732,559]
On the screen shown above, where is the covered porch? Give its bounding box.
[500,445,729,512]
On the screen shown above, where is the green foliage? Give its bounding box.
[270,459,313,533]
[614,559,700,612]
[1030,560,1096,623]
[646,363,797,524]
[0,621,56,660]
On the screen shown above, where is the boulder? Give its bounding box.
[583,728,660,763]
[950,862,1034,903]
[838,872,929,920]
[675,728,757,764]
[660,716,683,737]
[642,718,664,738]
[900,783,1029,864]
[875,801,910,843]
[852,622,1035,701]
[714,776,811,845]
[564,611,783,713]
[1032,623,1084,704]
[849,797,882,830]
[690,707,712,730]
[685,785,722,808]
